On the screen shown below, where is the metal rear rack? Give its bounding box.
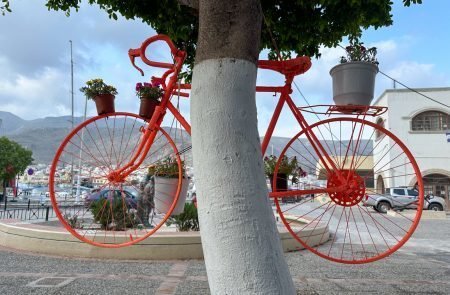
[298,105,387,117]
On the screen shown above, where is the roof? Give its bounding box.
[372,87,450,106]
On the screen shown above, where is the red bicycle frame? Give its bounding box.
[47,33,425,262]
[119,34,348,199]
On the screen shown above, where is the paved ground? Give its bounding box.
[0,217,449,294]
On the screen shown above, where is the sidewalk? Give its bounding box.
[1,234,449,295]
[1,211,449,294]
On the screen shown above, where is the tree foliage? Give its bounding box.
[2,0,422,74]
[0,137,33,183]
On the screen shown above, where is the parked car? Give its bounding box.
[71,186,93,199]
[362,187,446,213]
[84,189,139,209]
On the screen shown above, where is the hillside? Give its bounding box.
[0,111,372,168]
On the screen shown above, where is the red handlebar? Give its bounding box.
[140,35,179,69]
[128,34,186,76]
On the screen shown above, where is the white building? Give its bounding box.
[372,87,450,209]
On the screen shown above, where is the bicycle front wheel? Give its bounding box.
[49,112,183,248]
[273,117,424,263]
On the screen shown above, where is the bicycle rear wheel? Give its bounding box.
[273,117,423,263]
[49,112,183,248]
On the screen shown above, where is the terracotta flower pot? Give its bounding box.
[139,98,159,120]
[269,173,295,203]
[93,94,115,115]
[269,173,288,192]
[330,62,378,106]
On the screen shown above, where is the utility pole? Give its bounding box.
[70,40,74,187]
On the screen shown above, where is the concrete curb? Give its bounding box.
[387,210,447,220]
[0,220,329,260]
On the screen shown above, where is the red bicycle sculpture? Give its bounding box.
[49,35,424,264]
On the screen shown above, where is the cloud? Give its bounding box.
[0,65,69,118]
[0,0,169,120]
[379,61,449,90]
[1,2,449,141]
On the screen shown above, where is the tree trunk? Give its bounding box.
[191,1,296,293]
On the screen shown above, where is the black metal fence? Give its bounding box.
[0,205,54,221]
[0,199,83,222]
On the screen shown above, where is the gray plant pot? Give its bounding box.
[330,61,378,106]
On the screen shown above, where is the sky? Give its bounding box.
[0,0,450,137]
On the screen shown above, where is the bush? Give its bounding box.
[63,213,83,229]
[264,155,299,176]
[90,198,137,230]
[167,202,199,231]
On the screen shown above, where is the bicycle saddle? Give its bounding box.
[258,56,312,77]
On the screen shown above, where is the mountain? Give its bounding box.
[0,111,27,134]
[0,111,85,135]
[0,111,192,164]
[0,111,91,163]
[0,111,372,167]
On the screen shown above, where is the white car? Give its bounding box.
[363,187,446,213]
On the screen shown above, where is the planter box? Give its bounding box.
[330,62,378,106]
[154,177,189,215]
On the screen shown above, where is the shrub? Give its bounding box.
[166,202,199,231]
[63,213,83,229]
[90,198,137,230]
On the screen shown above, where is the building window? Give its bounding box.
[411,111,450,131]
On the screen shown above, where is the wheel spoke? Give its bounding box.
[273,117,423,263]
[49,113,187,248]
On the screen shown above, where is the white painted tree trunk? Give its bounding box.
[191,58,296,294]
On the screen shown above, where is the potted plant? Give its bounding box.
[136,81,163,120]
[330,37,379,106]
[149,157,189,215]
[264,155,304,203]
[80,78,118,115]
